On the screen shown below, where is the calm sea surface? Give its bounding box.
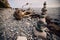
[33,7,60,20]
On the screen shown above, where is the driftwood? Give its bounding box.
[13,9,32,20]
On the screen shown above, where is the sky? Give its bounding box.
[8,0,60,8]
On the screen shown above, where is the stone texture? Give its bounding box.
[0,8,60,40]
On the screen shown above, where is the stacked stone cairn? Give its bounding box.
[33,1,48,40]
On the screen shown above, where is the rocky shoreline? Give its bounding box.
[0,8,60,40]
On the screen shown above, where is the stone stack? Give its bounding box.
[33,1,48,40]
[41,1,47,15]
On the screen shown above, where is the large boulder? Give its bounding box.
[0,0,10,8]
[17,36,27,40]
